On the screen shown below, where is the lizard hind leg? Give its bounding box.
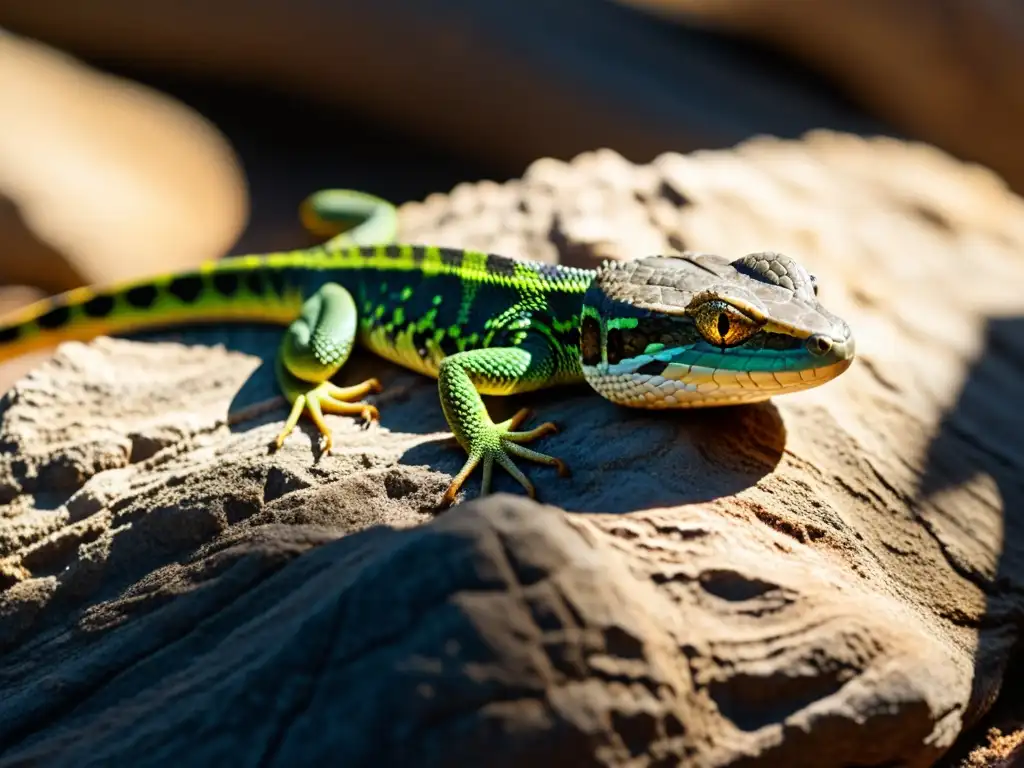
[273,283,381,454]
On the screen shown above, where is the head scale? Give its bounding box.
[579,251,854,408]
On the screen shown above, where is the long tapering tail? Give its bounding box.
[0,253,315,363]
[0,188,401,364]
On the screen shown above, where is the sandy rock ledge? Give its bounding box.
[3,133,1024,767]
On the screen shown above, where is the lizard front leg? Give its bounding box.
[437,344,569,508]
[274,283,381,454]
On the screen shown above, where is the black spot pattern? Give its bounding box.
[266,268,287,297]
[125,285,158,309]
[485,253,518,278]
[213,272,240,297]
[37,305,70,329]
[636,359,665,376]
[168,275,204,303]
[245,269,263,296]
[438,249,463,269]
[0,325,20,343]
[83,295,115,318]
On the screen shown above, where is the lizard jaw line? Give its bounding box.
[582,358,852,409]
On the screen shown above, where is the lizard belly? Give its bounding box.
[359,322,444,380]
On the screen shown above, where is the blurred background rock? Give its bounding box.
[4,0,1021,297]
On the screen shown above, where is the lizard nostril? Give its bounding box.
[806,334,833,356]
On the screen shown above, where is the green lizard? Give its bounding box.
[0,189,855,507]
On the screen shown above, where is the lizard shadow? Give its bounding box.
[398,386,787,515]
[223,347,456,440]
[131,324,290,429]
[131,325,446,438]
[138,326,785,514]
[914,315,1024,758]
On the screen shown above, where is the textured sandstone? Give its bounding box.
[2,134,1024,766]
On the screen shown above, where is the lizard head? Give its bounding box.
[579,251,854,408]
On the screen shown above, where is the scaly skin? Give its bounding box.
[0,189,855,507]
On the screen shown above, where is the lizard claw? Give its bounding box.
[440,408,568,509]
[274,378,381,453]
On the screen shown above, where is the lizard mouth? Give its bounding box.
[581,333,855,409]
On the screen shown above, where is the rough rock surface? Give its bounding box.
[2,133,1024,766]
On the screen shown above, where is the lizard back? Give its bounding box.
[0,245,594,387]
[335,245,592,384]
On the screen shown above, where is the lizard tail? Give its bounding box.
[0,188,400,365]
[0,256,309,364]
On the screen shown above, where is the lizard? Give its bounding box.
[0,189,855,507]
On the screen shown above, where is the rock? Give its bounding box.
[953,727,1024,767]
[0,34,246,292]
[0,496,698,766]
[3,133,1024,765]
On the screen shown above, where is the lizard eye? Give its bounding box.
[690,300,760,347]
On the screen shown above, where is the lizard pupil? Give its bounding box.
[717,312,730,340]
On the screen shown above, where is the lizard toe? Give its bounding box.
[439,414,567,509]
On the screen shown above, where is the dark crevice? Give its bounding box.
[0,553,293,755]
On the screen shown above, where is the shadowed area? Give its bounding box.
[203,322,788,515]
[916,315,1024,744]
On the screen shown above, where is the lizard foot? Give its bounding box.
[274,378,382,454]
[440,407,570,509]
